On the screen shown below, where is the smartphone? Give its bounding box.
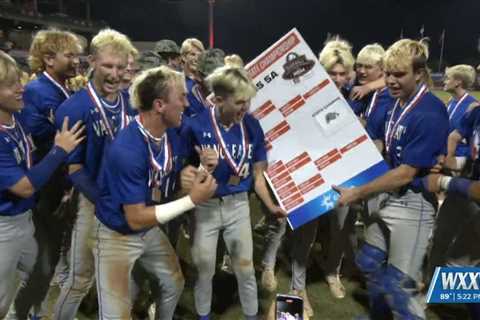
[275,293,304,320]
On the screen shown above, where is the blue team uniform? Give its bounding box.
[446,93,476,157]
[385,86,449,190]
[23,72,71,158]
[184,76,211,118]
[95,119,185,234]
[55,82,136,183]
[457,104,480,177]
[181,107,267,197]
[0,113,34,215]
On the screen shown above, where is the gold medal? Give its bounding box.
[228,175,241,186]
[151,187,162,203]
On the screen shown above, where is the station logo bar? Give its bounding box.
[427,267,480,304]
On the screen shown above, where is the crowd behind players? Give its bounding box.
[0,27,479,320]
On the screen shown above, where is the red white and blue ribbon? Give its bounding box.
[447,92,469,121]
[43,71,70,99]
[385,84,428,153]
[209,106,248,175]
[87,81,128,139]
[136,115,172,187]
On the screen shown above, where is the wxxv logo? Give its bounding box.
[427,267,480,303]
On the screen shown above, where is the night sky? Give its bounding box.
[91,0,480,67]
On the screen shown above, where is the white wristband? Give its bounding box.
[439,176,452,192]
[154,196,195,224]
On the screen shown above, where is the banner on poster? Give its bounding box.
[245,28,389,230]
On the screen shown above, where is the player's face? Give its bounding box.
[219,94,251,124]
[328,63,349,89]
[168,55,183,72]
[121,54,139,90]
[0,72,24,113]
[48,49,80,79]
[160,81,188,128]
[183,47,202,72]
[355,62,383,85]
[385,64,421,102]
[443,74,459,93]
[91,47,128,98]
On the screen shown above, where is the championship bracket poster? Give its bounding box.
[245,28,389,230]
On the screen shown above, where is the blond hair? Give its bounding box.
[445,64,476,89]
[180,38,205,55]
[28,28,83,73]
[356,43,385,68]
[0,50,19,84]
[224,54,244,68]
[207,66,256,101]
[318,38,355,73]
[384,38,432,86]
[90,28,137,58]
[129,65,185,111]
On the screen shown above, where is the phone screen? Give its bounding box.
[275,294,303,320]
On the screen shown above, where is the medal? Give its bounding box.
[87,81,129,139]
[151,187,162,203]
[209,106,249,185]
[385,84,428,153]
[227,175,241,186]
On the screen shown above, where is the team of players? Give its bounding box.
[0,26,479,320]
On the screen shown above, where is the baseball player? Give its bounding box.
[0,50,83,319]
[428,64,478,275]
[181,38,205,81]
[181,66,286,320]
[155,39,182,71]
[93,65,217,320]
[120,49,140,91]
[334,39,449,320]
[52,28,137,320]
[19,28,83,319]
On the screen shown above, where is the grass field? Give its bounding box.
[59,91,480,319]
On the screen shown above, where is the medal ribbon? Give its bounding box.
[365,87,387,119]
[209,106,248,176]
[136,115,172,187]
[447,92,469,121]
[87,82,128,139]
[192,85,213,108]
[385,84,428,153]
[43,71,71,99]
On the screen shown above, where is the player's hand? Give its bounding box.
[189,171,217,204]
[332,185,362,206]
[195,146,218,173]
[180,165,198,193]
[421,174,442,193]
[430,155,445,173]
[268,204,288,219]
[54,117,85,153]
[444,155,458,170]
[350,84,372,100]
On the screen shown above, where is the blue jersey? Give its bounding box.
[22,72,71,158]
[446,93,476,157]
[184,76,211,118]
[55,82,136,183]
[181,107,267,197]
[0,113,35,215]
[457,104,480,163]
[95,119,185,234]
[364,88,395,141]
[385,85,449,191]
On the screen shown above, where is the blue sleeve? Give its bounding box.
[348,99,366,116]
[402,112,449,168]
[55,100,86,165]
[457,106,480,139]
[110,146,147,205]
[251,119,267,163]
[179,118,195,158]
[0,140,26,191]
